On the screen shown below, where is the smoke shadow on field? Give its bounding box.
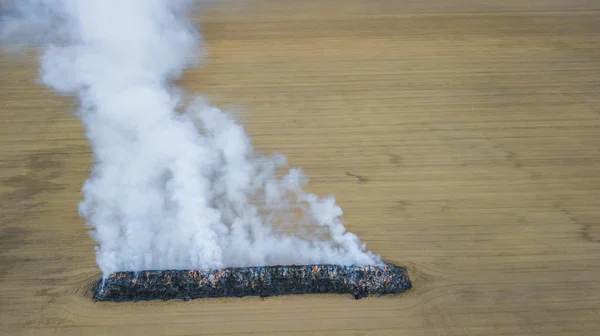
[0,227,30,281]
[0,152,65,223]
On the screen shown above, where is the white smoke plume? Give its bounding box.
[1,0,382,278]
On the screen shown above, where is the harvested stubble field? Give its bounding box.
[1,1,600,335]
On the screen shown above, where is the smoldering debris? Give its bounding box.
[93,264,412,301]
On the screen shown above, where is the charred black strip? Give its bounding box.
[92,264,411,301]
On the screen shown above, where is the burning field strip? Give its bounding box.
[93,264,412,301]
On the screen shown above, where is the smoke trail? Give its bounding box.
[1,0,382,278]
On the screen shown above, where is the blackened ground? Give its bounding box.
[92,264,412,301]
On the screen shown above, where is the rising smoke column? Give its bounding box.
[1,0,383,278]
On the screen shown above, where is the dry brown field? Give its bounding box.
[2,1,600,335]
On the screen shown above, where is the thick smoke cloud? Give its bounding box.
[1,0,382,278]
